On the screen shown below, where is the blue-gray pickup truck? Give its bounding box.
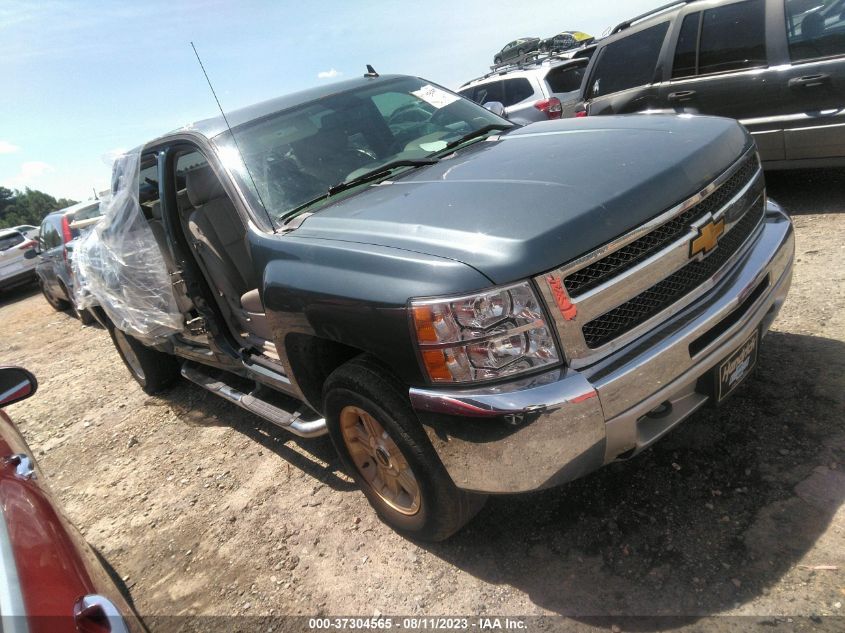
[77,73,794,540]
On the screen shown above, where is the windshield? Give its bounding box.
[212,76,511,226]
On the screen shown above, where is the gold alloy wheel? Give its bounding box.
[339,405,421,516]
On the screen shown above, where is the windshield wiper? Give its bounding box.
[437,123,513,154]
[279,128,509,225]
[280,159,437,225]
[326,158,439,196]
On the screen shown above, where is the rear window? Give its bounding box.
[503,78,534,106]
[466,80,505,105]
[698,0,767,74]
[0,232,25,251]
[588,22,670,98]
[545,64,586,94]
[785,0,845,61]
[72,203,101,222]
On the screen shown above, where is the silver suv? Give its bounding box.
[458,57,588,125]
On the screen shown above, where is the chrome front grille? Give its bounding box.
[581,196,765,349]
[563,154,760,296]
[536,148,765,367]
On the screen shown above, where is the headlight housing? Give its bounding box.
[410,281,560,383]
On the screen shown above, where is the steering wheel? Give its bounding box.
[429,105,461,128]
[388,104,432,127]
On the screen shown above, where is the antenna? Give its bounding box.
[190,42,275,231]
[92,187,98,200]
[365,64,379,78]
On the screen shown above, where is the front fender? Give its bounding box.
[256,235,493,388]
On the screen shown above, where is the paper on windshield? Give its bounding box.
[412,84,460,109]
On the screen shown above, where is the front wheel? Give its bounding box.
[323,357,486,541]
[111,328,180,394]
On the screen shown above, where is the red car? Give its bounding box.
[0,366,139,633]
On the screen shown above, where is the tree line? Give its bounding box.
[0,186,78,230]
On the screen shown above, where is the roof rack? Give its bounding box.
[460,45,593,87]
[609,0,699,35]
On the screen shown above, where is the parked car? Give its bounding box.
[30,200,101,323]
[493,37,542,64]
[458,57,590,123]
[0,366,138,632]
[12,224,39,240]
[575,0,845,169]
[0,228,38,292]
[77,72,793,541]
[539,30,594,53]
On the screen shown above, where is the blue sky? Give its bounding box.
[0,0,658,201]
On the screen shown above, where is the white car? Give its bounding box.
[0,228,38,292]
[12,224,39,240]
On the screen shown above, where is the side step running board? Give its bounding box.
[180,363,327,438]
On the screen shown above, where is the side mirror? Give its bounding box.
[482,101,506,117]
[0,367,38,407]
[23,248,38,260]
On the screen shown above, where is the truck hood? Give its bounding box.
[291,115,751,284]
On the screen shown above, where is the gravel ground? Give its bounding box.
[0,168,843,631]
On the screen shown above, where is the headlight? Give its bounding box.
[410,281,560,383]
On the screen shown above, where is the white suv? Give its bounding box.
[458,57,589,125]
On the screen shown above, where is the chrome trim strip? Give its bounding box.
[0,505,29,633]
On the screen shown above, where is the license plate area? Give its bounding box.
[715,330,759,403]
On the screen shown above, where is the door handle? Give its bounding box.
[668,90,697,103]
[788,74,830,88]
[4,454,35,480]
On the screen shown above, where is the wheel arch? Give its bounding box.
[283,333,364,415]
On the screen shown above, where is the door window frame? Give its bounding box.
[668,0,772,81]
[584,20,672,101]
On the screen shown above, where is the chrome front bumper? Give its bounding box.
[409,203,794,494]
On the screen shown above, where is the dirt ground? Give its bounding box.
[1,168,843,631]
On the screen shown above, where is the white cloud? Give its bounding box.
[0,140,19,154]
[19,161,53,179]
[2,161,54,190]
[317,68,342,79]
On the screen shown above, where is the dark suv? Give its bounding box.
[32,200,100,322]
[577,0,845,169]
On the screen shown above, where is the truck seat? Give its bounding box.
[185,166,273,342]
[148,201,194,314]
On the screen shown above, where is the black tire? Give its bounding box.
[39,278,68,311]
[110,328,180,395]
[323,356,486,541]
[61,282,95,325]
[493,55,502,65]
[77,307,95,325]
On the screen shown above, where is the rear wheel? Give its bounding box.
[493,55,502,65]
[39,278,68,311]
[111,328,180,394]
[323,356,486,541]
[61,282,95,325]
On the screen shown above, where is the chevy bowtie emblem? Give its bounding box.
[690,217,725,258]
